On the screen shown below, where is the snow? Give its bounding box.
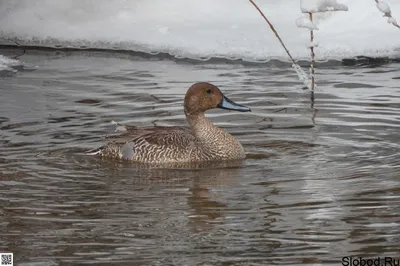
[375,1,399,28]
[307,40,319,48]
[111,120,127,132]
[0,55,19,72]
[292,64,315,90]
[387,17,397,24]
[301,0,349,13]
[377,1,391,16]
[296,17,318,30]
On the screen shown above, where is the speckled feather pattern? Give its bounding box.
[98,119,245,163]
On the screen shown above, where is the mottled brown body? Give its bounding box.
[95,82,250,163]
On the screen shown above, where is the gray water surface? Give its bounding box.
[0,49,399,265]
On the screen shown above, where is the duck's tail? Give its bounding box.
[85,144,122,159]
[85,146,104,156]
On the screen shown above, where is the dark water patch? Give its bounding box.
[0,69,16,77]
[1,121,43,130]
[2,45,400,68]
[341,56,399,67]
[333,83,381,89]
[0,116,10,124]
[75,99,102,105]
[47,116,77,124]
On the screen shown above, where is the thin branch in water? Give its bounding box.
[311,103,317,125]
[13,49,26,59]
[272,108,288,113]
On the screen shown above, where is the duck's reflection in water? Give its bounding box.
[97,157,244,232]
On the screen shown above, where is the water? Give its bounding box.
[0,48,399,265]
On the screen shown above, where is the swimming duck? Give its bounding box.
[93,82,251,163]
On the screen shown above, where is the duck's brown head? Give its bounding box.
[184,82,251,116]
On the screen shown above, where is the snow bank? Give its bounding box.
[301,0,348,13]
[0,0,399,61]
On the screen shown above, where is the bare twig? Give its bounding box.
[248,0,296,64]
[12,40,21,46]
[249,0,313,91]
[309,13,315,91]
[0,37,22,47]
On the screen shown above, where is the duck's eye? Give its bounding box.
[206,88,212,94]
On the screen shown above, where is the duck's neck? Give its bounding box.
[185,111,244,160]
[186,113,221,138]
[185,112,235,150]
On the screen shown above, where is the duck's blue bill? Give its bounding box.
[218,96,251,112]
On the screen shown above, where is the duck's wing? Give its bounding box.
[107,126,196,148]
[87,126,196,159]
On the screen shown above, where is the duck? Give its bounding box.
[91,82,251,164]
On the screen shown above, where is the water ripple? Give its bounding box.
[0,49,399,265]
